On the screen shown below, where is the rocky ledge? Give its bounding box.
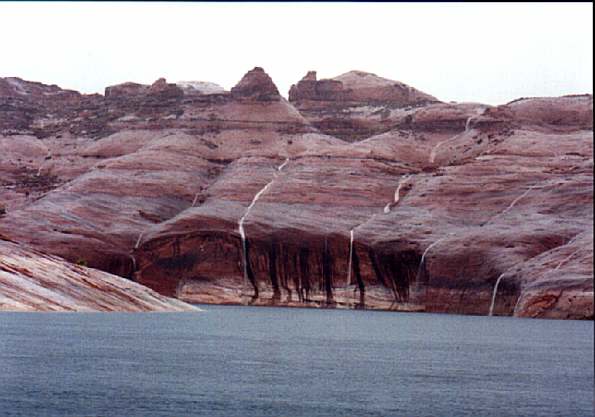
[0,238,197,312]
[0,67,592,318]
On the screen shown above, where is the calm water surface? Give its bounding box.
[0,306,593,417]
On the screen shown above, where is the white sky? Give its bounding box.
[0,2,592,105]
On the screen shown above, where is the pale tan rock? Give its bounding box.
[0,239,198,312]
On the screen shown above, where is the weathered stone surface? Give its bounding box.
[289,70,437,105]
[289,70,442,141]
[491,230,593,319]
[131,92,592,319]
[0,68,313,279]
[104,82,148,98]
[231,67,280,101]
[0,238,197,312]
[0,68,592,318]
[176,81,226,95]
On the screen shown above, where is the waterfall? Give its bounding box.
[134,232,144,249]
[346,229,354,286]
[383,175,409,214]
[348,174,414,301]
[238,157,290,292]
[488,273,505,316]
[129,254,137,276]
[415,236,451,282]
[277,158,289,171]
[509,239,582,315]
[483,184,539,226]
[191,192,201,207]
[512,293,523,316]
[429,114,477,164]
[393,177,406,204]
[465,115,475,132]
[554,248,582,271]
[428,141,448,164]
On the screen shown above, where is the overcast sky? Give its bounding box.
[0,2,592,105]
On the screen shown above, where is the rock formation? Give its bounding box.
[231,67,280,101]
[0,238,197,312]
[288,70,442,141]
[176,81,225,95]
[0,67,592,318]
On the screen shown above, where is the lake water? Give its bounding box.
[0,306,593,417]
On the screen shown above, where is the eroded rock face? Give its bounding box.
[492,231,593,319]
[0,68,313,279]
[230,67,280,101]
[289,70,437,105]
[289,70,442,141]
[0,238,197,312]
[176,81,225,95]
[0,68,592,318]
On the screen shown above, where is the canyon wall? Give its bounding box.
[0,69,592,318]
[0,238,197,312]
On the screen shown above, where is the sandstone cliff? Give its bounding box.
[0,238,197,312]
[0,68,592,318]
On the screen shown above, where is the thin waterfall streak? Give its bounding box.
[512,294,523,316]
[191,192,200,207]
[465,116,474,132]
[566,234,580,247]
[241,235,249,293]
[134,232,144,249]
[238,157,290,293]
[353,213,377,235]
[393,175,409,204]
[347,229,354,286]
[488,274,505,316]
[278,158,289,171]
[554,248,582,271]
[384,175,410,215]
[548,234,583,273]
[503,236,581,315]
[484,185,539,226]
[129,254,136,273]
[416,238,445,280]
[429,114,476,163]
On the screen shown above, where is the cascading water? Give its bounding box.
[383,175,409,214]
[238,157,290,293]
[277,158,289,172]
[191,192,200,207]
[510,236,582,315]
[429,112,480,164]
[134,232,144,249]
[346,229,354,286]
[348,175,413,302]
[415,236,449,282]
[554,248,582,271]
[483,184,540,226]
[129,254,137,275]
[488,273,505,316]
[465,115,475,131]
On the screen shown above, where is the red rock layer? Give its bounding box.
[0,238,197,312]
[0,68,592,318]
[288,70,442,141]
